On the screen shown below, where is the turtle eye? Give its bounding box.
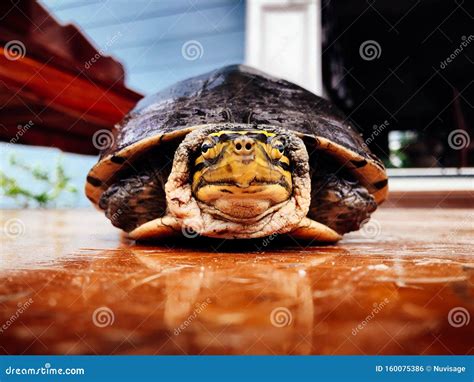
[201,139,216,158]
[275,143,285,153]
[270,138,285,151]
[270,139,285,158]
[201,143,212,153]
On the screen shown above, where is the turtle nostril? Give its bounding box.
[233,138,254,154]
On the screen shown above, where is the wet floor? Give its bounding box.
[0,208,473,354]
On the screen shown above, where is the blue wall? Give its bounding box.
[41,0,246,94]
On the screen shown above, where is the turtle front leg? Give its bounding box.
[288,217,341,242]
[128,216,182,240]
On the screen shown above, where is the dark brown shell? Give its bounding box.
[86,65,388,208]
[103,65,376,162]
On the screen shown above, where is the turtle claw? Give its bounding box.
[289,217,341,242]
[128,216,181,241]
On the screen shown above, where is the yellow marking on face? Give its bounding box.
[192,130,292,211]
[209,129,277,138]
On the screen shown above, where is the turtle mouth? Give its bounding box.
[194,182,292,219]
[199,198,291,222]
[194,176,290,189]
[164,124,311,238]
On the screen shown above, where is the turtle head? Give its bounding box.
[165,124,311,238]
[191,129,292,219]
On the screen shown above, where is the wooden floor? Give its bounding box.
[0,208,473,355]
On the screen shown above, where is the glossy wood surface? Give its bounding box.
[0,208,473,355]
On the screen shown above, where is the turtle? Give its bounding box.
[85,65,388,242]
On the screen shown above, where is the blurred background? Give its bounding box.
[0,0,472,208]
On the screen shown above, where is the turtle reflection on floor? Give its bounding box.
[85,65,388,242]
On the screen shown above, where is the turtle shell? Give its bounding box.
[86,65,388,209]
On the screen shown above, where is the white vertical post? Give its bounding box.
[245,0,322,95]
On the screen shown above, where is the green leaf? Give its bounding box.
[0,153,78,208]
